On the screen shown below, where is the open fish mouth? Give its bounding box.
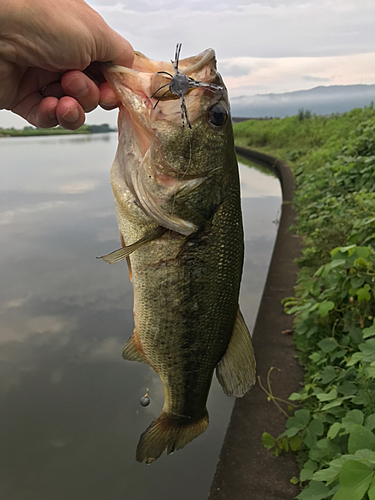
[102,45,232,236]
[102,44,225,131]
[146,43,224,129]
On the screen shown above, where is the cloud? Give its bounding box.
[303,75,330,83]
[59,181,99,194]
[28,315,69,335]
[223,52,375,97]
[1,1,375,129]
[2,294,32,311]
[239,163,281,198]
[86,337,125,362]
[230,83,375,117]
[92,0,375,59]
[0,313,75,345]
[88,1,375,102]
[218,61,251,78]
[0,201,66,225]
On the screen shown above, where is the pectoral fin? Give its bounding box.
[216,309,256,397]
[97,226,167,264]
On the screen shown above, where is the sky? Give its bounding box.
[1,0,375,128]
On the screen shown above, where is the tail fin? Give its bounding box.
[136,410,209,464]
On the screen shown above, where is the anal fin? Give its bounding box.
[122,332,147,364]
[216,309,256,397]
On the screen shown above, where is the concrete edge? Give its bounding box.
[208,147,303,500]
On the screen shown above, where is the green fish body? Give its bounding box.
[102,48,255,463]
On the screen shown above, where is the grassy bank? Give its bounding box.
[234,107,375,500]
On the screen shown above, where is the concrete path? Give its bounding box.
[208,148,304,500]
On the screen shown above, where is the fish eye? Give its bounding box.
[208,104,228,128]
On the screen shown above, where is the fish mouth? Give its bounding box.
[102,48,224,136]
[103,48,228,236]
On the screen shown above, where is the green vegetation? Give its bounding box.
[298,108,312,121]
[233,107,375,160]
[234,106,375,499]
[0,123,115,137]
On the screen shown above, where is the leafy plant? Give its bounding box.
[235,107,375,499]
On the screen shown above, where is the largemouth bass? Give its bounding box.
[101,46,256,464]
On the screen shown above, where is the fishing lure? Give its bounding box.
[150,43,223,129]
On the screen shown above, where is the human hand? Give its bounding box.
[0,0,133,129]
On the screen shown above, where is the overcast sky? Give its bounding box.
[1,0,375,128]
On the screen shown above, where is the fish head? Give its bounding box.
[103,48,236,234]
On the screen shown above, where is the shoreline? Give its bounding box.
[0,125,116,138]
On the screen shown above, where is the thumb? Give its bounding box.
[95,25,134,68]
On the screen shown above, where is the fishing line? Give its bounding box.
[139,386,191,420]
[144,44,197,421]
[179,129,193,182]
[140,388,150,407]
[139,383,163,411]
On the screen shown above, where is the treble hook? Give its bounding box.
[150,43,224,129]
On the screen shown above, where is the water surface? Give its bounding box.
[0,134,281,500]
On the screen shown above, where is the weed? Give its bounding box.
[235,106,375,499]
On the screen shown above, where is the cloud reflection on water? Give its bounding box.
[0,135,281,500]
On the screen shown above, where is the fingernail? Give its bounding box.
[47,106,56,121]
[61,107,80,123]
[101,95,118,109]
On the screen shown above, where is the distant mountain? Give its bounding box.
[230,84,375,118]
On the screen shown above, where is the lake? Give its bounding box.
[0,133,281,500]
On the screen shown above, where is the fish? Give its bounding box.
[100,46,256,464]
